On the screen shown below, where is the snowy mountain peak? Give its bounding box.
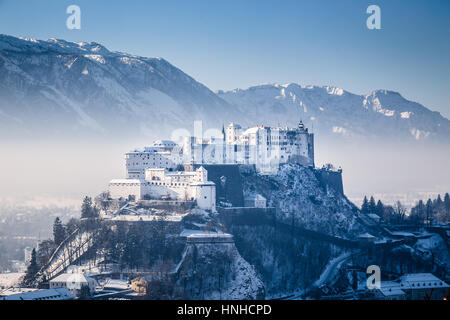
[218,82,450,142]
[0,34,114,56]
[0,34,231,138]
[0,34,448,143]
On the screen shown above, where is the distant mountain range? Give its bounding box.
[1,34,449,143]
[218,85,450,143]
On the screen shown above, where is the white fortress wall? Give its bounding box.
[109,179,143,200]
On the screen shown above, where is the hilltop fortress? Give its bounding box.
[109,121,341,211]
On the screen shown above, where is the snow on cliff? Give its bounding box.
[241,164,363,238]
[176,241,265,299]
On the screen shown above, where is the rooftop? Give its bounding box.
[1,287,74,300]
[358,232,375,239]
[399,273,448,289]
[378,281,406,297]
[50,272,96,284]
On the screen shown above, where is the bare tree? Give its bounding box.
[393,201,406,223]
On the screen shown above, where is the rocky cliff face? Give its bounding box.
[240,164,363,238]
[227,223,347,298]
[175,240,265,299]
[212,164,366,298]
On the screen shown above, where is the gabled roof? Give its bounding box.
[50,273,95,284]
[1,288,74,300]
[152,140,177,147]
[399,273,448,289]
[358,232,375,239]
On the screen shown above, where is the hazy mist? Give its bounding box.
[1,136,448,210]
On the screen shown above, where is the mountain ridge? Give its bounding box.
[1,34,449,143]
[218,82,450,142]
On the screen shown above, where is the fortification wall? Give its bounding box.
[314,168,344,195]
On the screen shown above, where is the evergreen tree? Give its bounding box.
[368,196,376,214]
[22,248,39,286]
[417,199,425,215]
[426,198,433,226]
[436,194,443,207]
[65,217,80,235]
[375,200,384,217]
[123,223,143,269]
[361,196,369,214]
[410,200,425,225]
[445,193,450,214]
[53,217,66,246]
[81,196,94,219]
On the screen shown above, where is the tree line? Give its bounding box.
[360,195,406,224]
[22,195,183,287]
[409,193,450,226]
[360,193,450,225]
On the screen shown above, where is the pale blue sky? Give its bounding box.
[1,0,449,117]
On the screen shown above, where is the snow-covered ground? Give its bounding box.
[106,214,185,222]
[0,272,24,288]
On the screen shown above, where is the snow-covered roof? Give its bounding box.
[152,140,177,148]
[187,233,233,239]
[391,231,415,237]
[180,229,230,238]
[358,233,375,239]
[378,281,406,296]
[102,278,130,291]
[368,213,381,220]
[1,288,74,300]
[166,170,197,177]
[245,194,266,201]
[399,273,448,289]
[50,273,96,284]
[128,147,158,153]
